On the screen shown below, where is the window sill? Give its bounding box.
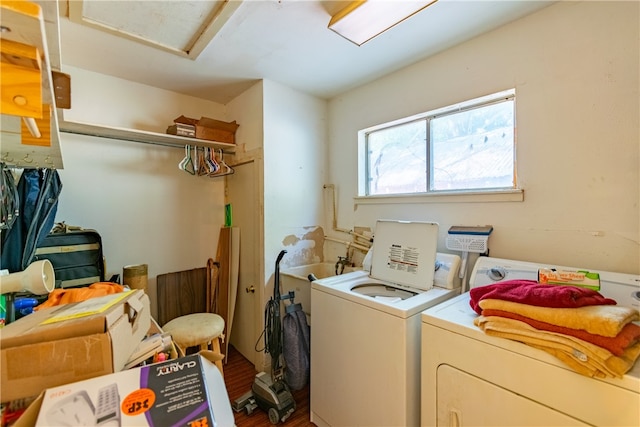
[354,189,524,205]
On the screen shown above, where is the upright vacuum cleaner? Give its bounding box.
[232,250,296,424]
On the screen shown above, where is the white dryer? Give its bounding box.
[421,256,640,426]
[311,220,461,427]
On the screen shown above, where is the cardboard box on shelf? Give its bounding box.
[166,122,195,137]
[1,290,150,403]
[13,353,234,427]
[171,115,239,144]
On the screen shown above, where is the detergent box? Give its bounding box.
[0,290,150,402]
[538,268,601,291]
[13,353,234,427]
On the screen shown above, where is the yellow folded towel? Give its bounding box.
[478,299,639,337]
[474,315,640,378]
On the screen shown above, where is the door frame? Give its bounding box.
[226,153,265,371]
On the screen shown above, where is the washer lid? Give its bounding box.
[370,220,439,291]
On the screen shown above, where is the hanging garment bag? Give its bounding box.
[1,168,62,272]
[283,302,311,391]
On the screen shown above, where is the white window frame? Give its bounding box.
[356,89,523,204]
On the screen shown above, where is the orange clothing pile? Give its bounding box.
[35,282,124,310]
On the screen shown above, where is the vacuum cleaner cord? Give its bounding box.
[254,250,287,375]
[255,295,282,354]
[264,297,283,371]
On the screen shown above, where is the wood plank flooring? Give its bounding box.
[225,345,314,426]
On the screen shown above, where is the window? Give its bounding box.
[363,89,516,196]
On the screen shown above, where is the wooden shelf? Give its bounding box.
[59,120,236,153]
[1,0,63,169]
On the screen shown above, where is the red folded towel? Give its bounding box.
[469,279,616,314]
[482,308,640,356]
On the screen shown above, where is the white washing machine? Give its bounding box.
[311,220,461,427]
[421,256,640,426]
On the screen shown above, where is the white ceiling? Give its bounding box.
[58,0,555,105]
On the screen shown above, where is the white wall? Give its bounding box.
[327,1,639,274]
[62,66,226,132]
[262,79,328,281]
[227,81,264,155]
[56,67,230,318]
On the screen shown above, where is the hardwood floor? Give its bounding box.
[224,345,314,426]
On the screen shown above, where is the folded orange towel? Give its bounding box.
[474,315,640,378]
[478,298,639,337]
[482,308,640,356]
[35,282,124,310]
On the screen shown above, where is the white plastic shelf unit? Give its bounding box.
[59,120,236,154]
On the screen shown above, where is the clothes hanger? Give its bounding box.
[178,145,187,171]
[179,145,195,175]
[208,149,224,177]
[206,147,219,174]
[211,149,234,177]
[197,147,211,176]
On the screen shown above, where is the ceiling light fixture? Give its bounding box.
[328,0,438,46]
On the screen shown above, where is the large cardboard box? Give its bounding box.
[1,290,150,402]
[14,353,234,427]
[171,115,239,144]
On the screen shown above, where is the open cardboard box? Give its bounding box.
[170,115,239,144]
[1,290,150,403]
[13,352,233,427]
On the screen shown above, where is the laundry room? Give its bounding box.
[1,0,638,426]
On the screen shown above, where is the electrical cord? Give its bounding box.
[254,296,281,354]
[254,250,287,375]
[253,293,286,377]
[264,296,283,371]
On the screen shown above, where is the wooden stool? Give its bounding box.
[163,313,225,376]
